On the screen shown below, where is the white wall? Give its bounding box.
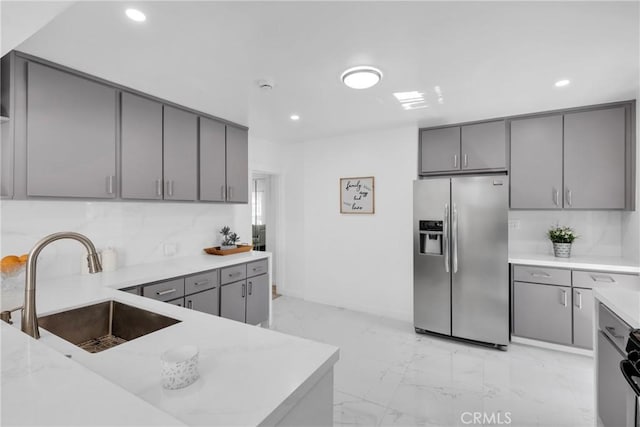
[281,126,417,321]
[621,88,640,264]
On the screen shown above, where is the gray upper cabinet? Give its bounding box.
[199,117,227,202]
[510,115,563,209]
[163,106,198,201]
[121,92,163,199]
[460,121,506,171]
[246,274,269,325]
[26,62,116,198]
[420,127,460,174]
[225,126,248,203]
[564,107,626,209]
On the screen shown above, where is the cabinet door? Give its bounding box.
[597,331,627,427]
[163,106,198,201]
[573,288,593,349]
[220,281,246,323]
[420,127,460,174]
[564,107,626,209]
[121,93,163,199]
[460,121,506,171]
[246,274,268,325]
[199,117,227,201]
[509,115,563,209]
[225,126,248,203]
[187,287,219,316]
[513,281,572,345]
[167,297,184,307]
[26,62,116,198]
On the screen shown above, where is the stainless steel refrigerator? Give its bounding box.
[413,175,509,348]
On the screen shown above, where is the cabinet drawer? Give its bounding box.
[573,270,639,289]
[142,278,185,302]
[185,270,218,295]
[221,264,246,285]
[247,259,268,278]
[599,303,631,353]
[121,286,140,296]
[513,265,571,286]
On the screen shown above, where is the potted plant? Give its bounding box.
[547,225,578,258]
[220,226,240,250]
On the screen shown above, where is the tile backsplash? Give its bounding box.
[1,200,250,281]
[508,210,623,257]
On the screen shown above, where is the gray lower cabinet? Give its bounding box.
[221,280,246,323]
[513,281,572,345]
[509,115,563,209]
[186,288,219,316]
[225,126,249,203]
[246,274,269,325]
[121,92,163,199]
[460,121,506,171]
[167,297,184,307]
[26,62,116,198]
[199,117,227,202]
[163,106,198,201]
[420,127,460,174]
[564,107,627,209]
[573,288,593,349]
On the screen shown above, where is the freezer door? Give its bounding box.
[413,179,451,335]
[451,175,509,346]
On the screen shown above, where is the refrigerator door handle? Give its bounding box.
[443,203,449,272]
[452,204,458,273]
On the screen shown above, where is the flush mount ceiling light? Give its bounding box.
[290,114,300,121]
[341,66,383,90]
[125,8,146,22]
[554,79,571,88]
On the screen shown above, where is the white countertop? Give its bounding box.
[1,252,340,426]
[594,287,640,329]
[509,253,640,274]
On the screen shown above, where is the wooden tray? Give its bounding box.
[203,245,253,256]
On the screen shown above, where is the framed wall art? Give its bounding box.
[340,176,375,214]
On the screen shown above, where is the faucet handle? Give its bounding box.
[1,306,23,325]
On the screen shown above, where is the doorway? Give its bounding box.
[251,173,280,298]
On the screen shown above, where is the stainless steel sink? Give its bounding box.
[38,300,181,353]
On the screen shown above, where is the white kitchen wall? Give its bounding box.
[282,126,417,321]
[621,88,640,264]
[508,211,624,257]
[0,200,250,280]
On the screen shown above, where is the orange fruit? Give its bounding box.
[1,256,21,274]
[18,254,28,263]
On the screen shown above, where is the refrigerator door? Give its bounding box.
[413,179,451,335]
[451,175,509,346]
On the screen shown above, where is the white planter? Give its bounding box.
[553,242,572,258]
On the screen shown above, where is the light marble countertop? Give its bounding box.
[509,253,640,274]
[594,287,640,329]
[1,252,340,426]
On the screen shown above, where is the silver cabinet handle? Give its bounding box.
[241,283,246,298]
[187,299,193,309]
[194,280,210,286]
[156,288,176,296]
[463,154,468,168]
[166,181,171,197]
[560,289,567,307]
[156,179,163,197]
[106,176,115,194]
[552,188,559,206]
[443,203,449,273]
[591,274,615,283]
[566,188,572,207]
[228,186,233,200]
[452,204,458,273]
[453,154,458,168]
[169,180,174,197]
[575,290,582,309]
[228,272,241,278]
[531,272,551,278]
[248,281,253,295]
[252,266,263,273]
[221,185,226,200]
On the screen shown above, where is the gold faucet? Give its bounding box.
[21,232,102,339]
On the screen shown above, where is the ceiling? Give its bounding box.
[5,1,640,143]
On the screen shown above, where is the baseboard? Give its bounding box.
[511,336,593,357]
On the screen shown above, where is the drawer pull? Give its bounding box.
[530,272,551,278]
[156,288,176,296]
[605,326,625,339]
[228,272,241,277]
[194,280,210,286]
[252,267,263,272]
[591,274,615,283]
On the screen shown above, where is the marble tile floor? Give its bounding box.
[270,296,594,427]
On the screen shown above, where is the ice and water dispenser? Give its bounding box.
[419,220,443,255]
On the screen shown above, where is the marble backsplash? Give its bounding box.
[1,200,251,281]
[508,210,623,257]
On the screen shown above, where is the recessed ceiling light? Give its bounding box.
[341,66,383,90]
[554,79,570,88]
[290,114,300,121]
[126,8,146,22]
